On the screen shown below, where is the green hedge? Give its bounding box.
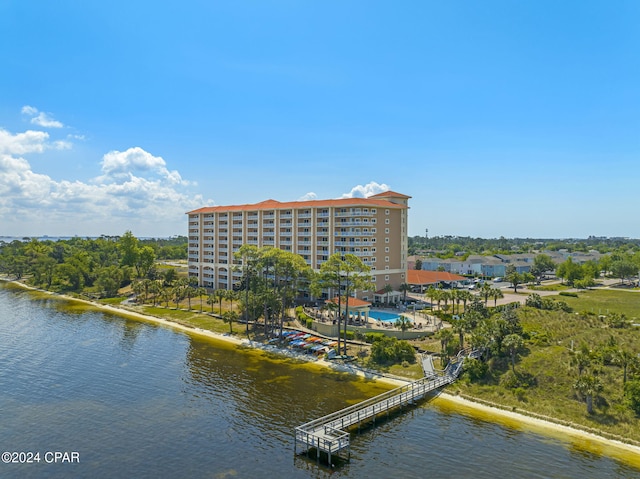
[364,332,386,343]
[559,291,579,298]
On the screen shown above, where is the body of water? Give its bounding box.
[1,282,639,478]
[368,311,402,322]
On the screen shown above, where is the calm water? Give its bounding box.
[1,283,639,479]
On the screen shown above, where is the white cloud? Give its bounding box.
[298,192,317,201]
[21,105,64,128]
[0,127,206,236]
[0,128,73,156]
[340,181,390,199]
[0,128,49,155]
[99,147,188,185]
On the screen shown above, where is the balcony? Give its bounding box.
[334,231,374,237]
[334,210,374,217]
[334,240,369,246]
[336,220,370,227]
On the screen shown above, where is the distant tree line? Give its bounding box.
[0,232,186,295]
[409,235,640,257]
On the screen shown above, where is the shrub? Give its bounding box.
[606,312,628,329]
[526,330,552,346]
[464,358,488,381]
[365,332,386,343]
[306,318,313,329]
[525,293,543,308]
[625,380,640,416]
[500,370,537,389]
[370,336,416,365]
[513,387,527,401]
[559,291,579,298]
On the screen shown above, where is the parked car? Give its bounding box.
[493,277,503,283]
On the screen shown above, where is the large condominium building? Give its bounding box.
[186,191,410,300]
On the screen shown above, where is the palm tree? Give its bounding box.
[490,287,504,307]
[172,279,188,309]
[503,333,524,372]
[222,310,238,334]
[159,287,172,308]
[458,290,473,313]
[141,278,153,303]
[184,284,195,309]
[196,287,207,312]
[214,289,226,315]
[206,293,216,313]
[570,342,592,376]
[425,286,437,311]
[433,288,444,311]
[451,316,467,349]
[226,289,238,313]
[573,374,603,414]
[480,282,492,306]
[436,327,454,365]
[132,280,145,303]
[383,283,393,305]
[149,279,162,306]
[395,315,412,339]
[441,290,452,313]
[613,348,636,385]
[399,283,411,303]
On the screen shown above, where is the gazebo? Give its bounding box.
[325,297,371,324]
[406,270,466,292]
[373,288,403,305]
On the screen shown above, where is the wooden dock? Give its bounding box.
[294,374,453,464]
[294,349,475,464]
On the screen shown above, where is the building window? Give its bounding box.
[372,247,376,253]
[385,256,389,262]
[385,247,389,253]
[385,275,389,280]
[385,228,389,234]
[385,209,389,215]
[385,219,390,224]
[385,238,389,243]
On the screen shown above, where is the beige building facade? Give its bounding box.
[186,191,410,301]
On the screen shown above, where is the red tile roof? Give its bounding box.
[326,297,371,308]
[370,190,412,199]
[186,194,408,215]
[407,270,466,284]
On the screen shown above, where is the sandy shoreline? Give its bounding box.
[4,279,640,465]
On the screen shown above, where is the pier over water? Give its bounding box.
[295,349,477,465]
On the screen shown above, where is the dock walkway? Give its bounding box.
[295,349,476,464]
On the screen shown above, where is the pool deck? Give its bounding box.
[304,305,441,334]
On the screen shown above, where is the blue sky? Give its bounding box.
[1,1,638,238]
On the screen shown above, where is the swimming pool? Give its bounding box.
[368,311,402,322]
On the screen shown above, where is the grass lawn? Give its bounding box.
[449,288,640,444]
[554,289,640,320]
